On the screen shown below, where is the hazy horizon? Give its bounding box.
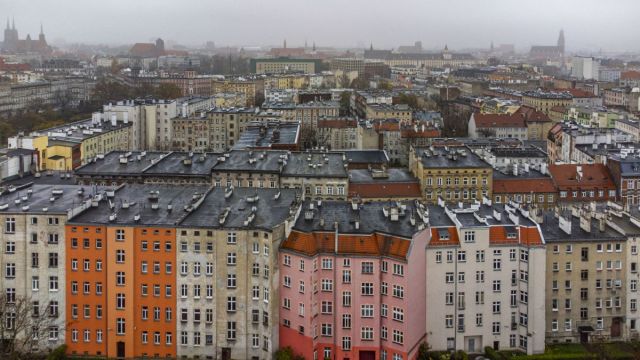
[3,0,639,53]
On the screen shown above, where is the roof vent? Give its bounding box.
[109,213,117,222]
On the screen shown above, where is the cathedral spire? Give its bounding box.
[40,22,43,35]
[12,17,15,30]
[6,17,9,30]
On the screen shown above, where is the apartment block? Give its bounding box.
[279,200,429,360]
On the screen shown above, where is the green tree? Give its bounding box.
[339,91,351,116]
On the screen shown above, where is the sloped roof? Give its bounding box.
[493,177,557,194]
[513,105,551,123]
[622,71,640,80]
[472,113,527,128]
[281,231,411,260]
[548,164,616,189]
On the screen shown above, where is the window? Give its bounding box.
[321,258,333,269]
[361,327,373,341]
[226,321,236,340]
[5,217,16,233]
[227,232,237,244]
[464,231,475,243]
[392,330,404,345]
[361,304,374,318]
[361,283,373,296]
[361,262,373,274]
[392,307,404,322]
[116,318,125,335]
[49,276,58,291]
[342,314,351,329]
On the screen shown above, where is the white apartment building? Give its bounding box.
[425,200,546,355]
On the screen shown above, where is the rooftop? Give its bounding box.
[0,183,109,215]
[541,212,625,243]
[416,146,491,169]
[281,152,348,178]
[291,200,434,238]
[179,187,300,230]
[69,184,210,226]
[233,122,299,150]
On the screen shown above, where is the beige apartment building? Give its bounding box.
[174,187,300,359]
[541,207,628,343]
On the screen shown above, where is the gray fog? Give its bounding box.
[2,0,638,52]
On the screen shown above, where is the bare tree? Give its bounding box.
[0,294,63,359]
[52,89,73,112]
[477,128,497,138]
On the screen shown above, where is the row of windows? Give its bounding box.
[435,248,528,263]
[4,217,60,233]
[282,256,404,276]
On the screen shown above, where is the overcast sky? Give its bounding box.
[3,0,638,52]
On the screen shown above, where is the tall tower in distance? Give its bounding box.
[557,29,565,54]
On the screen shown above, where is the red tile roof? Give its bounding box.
[548,164,616,190]
[318,119,357,128]
[427,227,460,247]
[401,128,441,138]
[493,177,557,194]
[348,182,422,199]
[489,226,543,246]
[556,88,597,98]
[513,105,551,123]
[622,71,640,80]
[472,113,527,128]
[281,231,411,259]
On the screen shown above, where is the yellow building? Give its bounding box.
[409,145,493,204]
[365,103,412,122]
[211,79,258,106]
[522,91,573,115]
[250,58,320,74]
[43,141,77,171]
[36,119,132,171]
[213,92,246,108]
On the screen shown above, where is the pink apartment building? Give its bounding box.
[279,200,431,360]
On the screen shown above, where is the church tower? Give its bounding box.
[39,23,45,43]
[557,29,565,54]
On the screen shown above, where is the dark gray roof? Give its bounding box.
[416,147,491,169]
[449,203,536,228]
[69,184,210,226]
[0,183,109,215]
[144,152,219,176]
[492,168,550,179]
[282,152,348,178]
[233,123,299,150]
[293,200,433,238]
[489,147,547,158]
[212,150,287,173]
[75,151,219,177]
[540,212,625,243]
[179,187,300,230]
[75,151,169,176]
[340,150,389,165]
[348,168,417,183]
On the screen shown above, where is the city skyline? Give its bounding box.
[2,0,640,52]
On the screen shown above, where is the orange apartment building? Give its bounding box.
[63,184,211,359]
[65,224,177,359]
